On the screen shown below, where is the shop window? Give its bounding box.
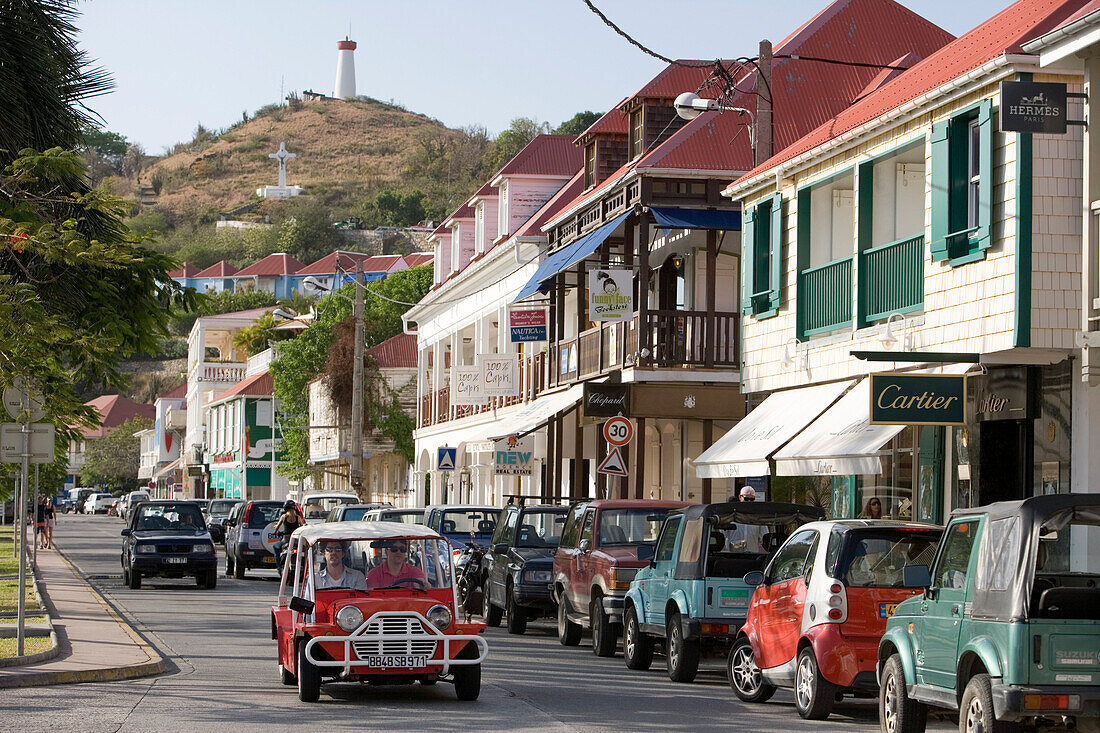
[929,99,993,265]
[741,194,783,318]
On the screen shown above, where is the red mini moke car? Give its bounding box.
[271,521,488,702]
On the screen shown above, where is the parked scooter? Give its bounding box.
[456,542,487,622]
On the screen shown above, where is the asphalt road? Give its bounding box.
[6,514,956,732]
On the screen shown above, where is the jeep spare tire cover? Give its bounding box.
[262,522,281,555]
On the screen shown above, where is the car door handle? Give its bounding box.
[951,605,961,616]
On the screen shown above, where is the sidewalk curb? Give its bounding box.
[0,542,61,668]
[0,547,170,687]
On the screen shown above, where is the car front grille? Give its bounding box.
[156,544,192,554]
[351,615,437,658]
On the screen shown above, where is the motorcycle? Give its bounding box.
[455,542,487,622]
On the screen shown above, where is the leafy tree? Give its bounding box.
[361,265,433,348]
[364,189,427,228]
[484,117,551,174]
[232,311,294,357]
[80,124,129,180]
[81,416,151,493]
[554,111,602,136]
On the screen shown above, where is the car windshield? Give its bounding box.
[134,504,206,532]
[836,530,941,587]
[302,496,356,520]
[337,507,371,522]
[208,500,240,516]
[376,510,425,525]
[515,510,567,548]
[439,509,499,536]
[598,509,671,546]
[307,537,452,591]
[248,503,283,529]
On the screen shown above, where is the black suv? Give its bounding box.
[224,500,284,578]
[120,501,217,589]
[482,503,568,634]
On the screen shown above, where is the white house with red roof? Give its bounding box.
[192,260,239,294]
[307,332,419,504]
[700,0,1089,522]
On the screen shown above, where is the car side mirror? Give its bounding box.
[579,539,591,553]
[492,544,507,554]
[649,559,657,568]
[289,596,315,615]
[120,528,131,537]
[743,571,765,587]
[903,564,931,589]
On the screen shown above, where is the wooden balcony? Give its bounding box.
[418,353,545,429]
[859,234,924,325]
[798,257,853,338]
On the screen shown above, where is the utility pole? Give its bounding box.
[756,39,773,166]
[350,261,365,501]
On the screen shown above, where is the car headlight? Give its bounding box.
[191,543,214,555]
[523,569,552,583]
[335,605,364,632]
[135,544,156,554]
[426,604,452,630]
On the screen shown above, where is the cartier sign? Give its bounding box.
[869,373,966,426]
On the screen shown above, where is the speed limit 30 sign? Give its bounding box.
[602,416,634,446]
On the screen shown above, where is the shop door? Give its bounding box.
[978,420,1032,504]
[916,426,944,524]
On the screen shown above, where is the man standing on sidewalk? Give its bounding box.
[35,497,46,550]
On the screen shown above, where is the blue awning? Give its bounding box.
[512,212,630,303]
[649,207,740,231]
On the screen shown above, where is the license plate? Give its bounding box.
[262,556,276,565]
[366,655,427,668]
[720,588,749,607]
[165,557,187,564]
[880,603,898,618]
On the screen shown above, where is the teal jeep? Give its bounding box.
[877,495,1100,733]
[623,501,824,683]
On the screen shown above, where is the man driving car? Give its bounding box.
[365,539,427,589]
[314,541,366,590]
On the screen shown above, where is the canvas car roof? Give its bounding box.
[677,501,827,526]
[291,520,443,544]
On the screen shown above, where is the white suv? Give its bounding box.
[84,492,116,514]
[119,491,150,521]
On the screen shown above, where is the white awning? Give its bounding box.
[692,380,855,479]
[773,364,975,476]
[488,383,586,440]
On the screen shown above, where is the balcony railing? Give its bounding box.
[198,363,247,383]
[798,257,852,337]
[860,234,924,324]
[645,310,739,367]
[418,353,545,429]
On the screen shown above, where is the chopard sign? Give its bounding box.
[584,383,630,417]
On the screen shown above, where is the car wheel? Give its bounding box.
[453,642,481,701]
[505,583,527,635]
[795,646,837,720]
[728,636,776,702]
[279,662,295,686]
[482,580,502,627]
[880,654,927,733]
[297,640,321,703]
[121,564,130,586]
[233,554,246,580]
[203,569,217,589]
[127,563,141,590]
[557,596,582,646]
[666,612,700,683]
[623,605,654,670]
[591,596,620,657]
[960,673,1018,733]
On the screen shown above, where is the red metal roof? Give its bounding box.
[367,333,418,368]
[444,200,476,224]
[234,252,305,277]
[1048,0,1100,28]
[296,250,376,276]
[211,371,274,403]
[515,170,585,239]
[623,62,724,105]
[732,0,1085,185]
[168,262,200,278]
[496,135,582,178]
[575,98,631,142]
[193,260,238,278]
[79,395,156,438]
[403,253,434,267]
[159,382,187,400]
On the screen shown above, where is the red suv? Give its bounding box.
[552,499,690,656]
[729,520,941,720]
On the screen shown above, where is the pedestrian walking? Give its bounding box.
[44,500,56,549]
[35,496,47,549]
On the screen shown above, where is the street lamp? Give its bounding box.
[302,270,367,498]
[674,92,757,161]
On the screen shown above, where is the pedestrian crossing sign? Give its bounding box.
[437,447,457,471]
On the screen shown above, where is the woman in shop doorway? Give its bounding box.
[861,497,886,519]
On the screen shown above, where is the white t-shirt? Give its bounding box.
[314,565,366,591]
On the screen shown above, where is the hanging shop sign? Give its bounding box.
[972,366,1040,422]
[481,353,519,397]
[999,80,1067,134]
[509,308,547,342]
[451,365,486,406]
[869,373,967,426]
[493,435,534,476]
[584,383,630,417]
[588,268,633,321]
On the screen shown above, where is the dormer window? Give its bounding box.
[629,109,643,159]
[584,143,596,189]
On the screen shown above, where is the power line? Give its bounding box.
[774,54,912,71]
[582,0,712,68]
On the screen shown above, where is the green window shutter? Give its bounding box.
[796,188,811,336]
[929,120,950,262]
[856,161,874,328]
[741,205,755,312]
[768,192,784,311]
[975,99,993,252]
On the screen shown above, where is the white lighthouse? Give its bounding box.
[334,37,357,100]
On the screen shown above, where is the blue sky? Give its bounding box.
[76,0,1014,153]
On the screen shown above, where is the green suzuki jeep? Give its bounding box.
[877,495,1100,733]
